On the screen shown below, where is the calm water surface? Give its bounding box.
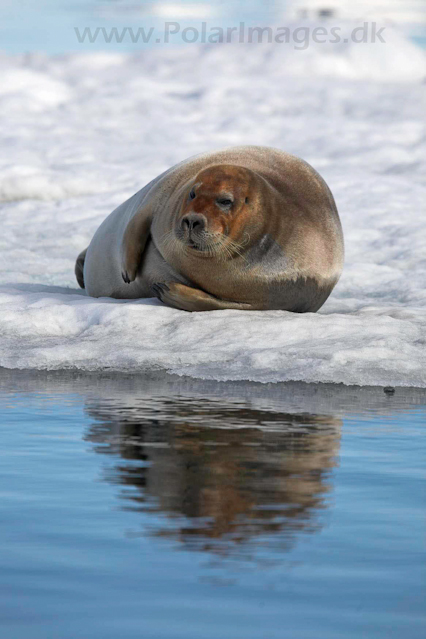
[0,370,425,639]
[1,1,425,54]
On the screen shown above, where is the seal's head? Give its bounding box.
[175,165,258,257]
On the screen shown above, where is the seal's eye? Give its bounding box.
[217,198,233,209]
[189,189,196,200]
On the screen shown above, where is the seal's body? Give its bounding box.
[76,146,344,312]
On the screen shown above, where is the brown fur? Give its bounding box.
[77,146,344,312]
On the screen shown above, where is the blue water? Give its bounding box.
[0,0,279,54]
[0,370,425,639]
[1,1,424,54]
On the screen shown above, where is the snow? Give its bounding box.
[0,29,425,386]
[287,0,426,26]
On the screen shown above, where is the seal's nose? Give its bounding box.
[181,213,206,233]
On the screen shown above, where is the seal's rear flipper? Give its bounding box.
[121,204,153,284]
[75,248,87,289]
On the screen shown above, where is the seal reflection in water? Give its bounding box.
[76,146,344,312]
[85,395,341,556]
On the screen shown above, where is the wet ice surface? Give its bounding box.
[0,370,425,639]
[0,29,425,386]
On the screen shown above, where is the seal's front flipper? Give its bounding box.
[152,282,259,312]
[121,205,153,283]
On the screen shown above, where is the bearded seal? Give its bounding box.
[75,146,344,312]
